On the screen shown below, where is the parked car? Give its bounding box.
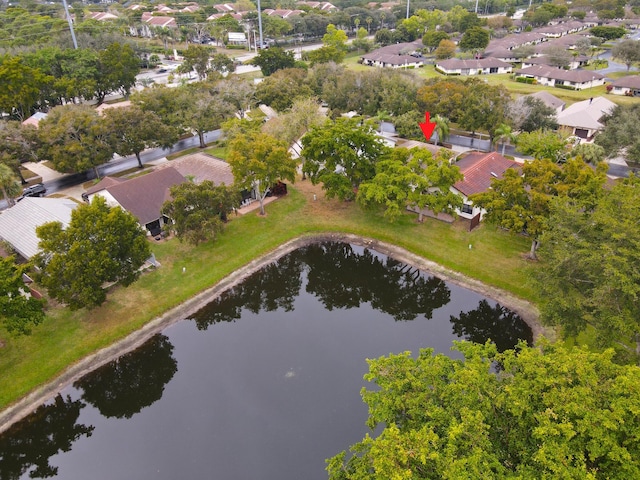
[17,183,46,201]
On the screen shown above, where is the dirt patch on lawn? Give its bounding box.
[0,233,546,434]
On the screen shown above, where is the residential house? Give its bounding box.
[534,21,587,38]
[87,11,119,21]
[155,153,234,186]
[526,91,565,114]
[0,197,78,260]
[21,112,47,128]
[450,152,521,220]
[263,8,304,18]
[360,41,426,68]
[435,58,512,76]
[85,167,186,236]
[556,96,616,140]
[514,65,605,90]
[521,54,587,71]
[609,75,640,96]
[297,1,338,11]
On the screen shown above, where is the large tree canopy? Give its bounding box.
[533,176,640,361]
[162,181,240,245]
[357,147,462,222]
[328,341,640,479]
[37,104,114,178]
[595,104,640,164]
[35,196,150,310]
[227,132,297,215]
[301,118,390,201]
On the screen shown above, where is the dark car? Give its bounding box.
[18,183,46,201]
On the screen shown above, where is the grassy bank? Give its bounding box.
[0,180,535,410]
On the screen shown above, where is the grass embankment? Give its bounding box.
[0,179,534,410]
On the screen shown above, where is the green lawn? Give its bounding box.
[0,182,536,411]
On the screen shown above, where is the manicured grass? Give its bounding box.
[0,180,536,410]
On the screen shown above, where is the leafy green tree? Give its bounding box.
[569,142,606,165]
[255,68,313,112]
[227,132,297,215]
[301,118,390,201]
[357,147,462,222]
[0,256,45,335]
[417,79,469,122]
[459,82,511,142]
[534,176,640,360]
[590,26,626,40]
[611,39,640,71]
[459,26,490,52]
[215,78,256,119]
[328,340,640,479]
[94,42,140,104]
[516,129,570,162]
[0,121,38,183]
[393,111,423,140]
[209,53,235,75]
[508,96,558,133]
[180,44,211,80]
[103,105,178,168]
[171,83,236,148]
[307,45,346,65]
[0,56,53,120]
[374,28,393,46]
[470,158,607,259]
[251,47,296,76]
[434,39,457,59]
[595,104,640,164]
[162,181,240,245]
[544,45,573,69]
[132,85,185,132]
[0,162,22,207]
[34,196,151,310]
[322,23,348,51]
[422,30,449,52]
[37,104,114,178]
[352,27,373,53]
[493,123,516,155]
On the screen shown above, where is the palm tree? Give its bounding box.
[0,163,21,207]
[494,123,516,156]
[433,114,450,146]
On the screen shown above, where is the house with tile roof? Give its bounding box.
[86,167,186,236]
[556,96,616,140]
[450,151,521,220]
[0,197,78,260]
[514,65,605,90]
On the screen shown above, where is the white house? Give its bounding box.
[514,65,605,91]
[436,58,512,76]
[609,76,640,96]
[360,41,426,68]
[556,96,616,140]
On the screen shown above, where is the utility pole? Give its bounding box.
[406,0,410,19]
[257,0,264,48]
[61,0,78,49]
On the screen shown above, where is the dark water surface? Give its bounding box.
[0,242,532,480]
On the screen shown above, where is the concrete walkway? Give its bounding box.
[23,161,65,183]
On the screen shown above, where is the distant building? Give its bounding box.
[514,65,605,91]
[556,96,616,140]
[435,58,512,76]
[609,76,640,96]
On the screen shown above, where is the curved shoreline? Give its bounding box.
[0,233,547,435]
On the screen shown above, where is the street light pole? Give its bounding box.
[257,0,264,48]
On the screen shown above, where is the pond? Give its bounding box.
[0,242,532,480]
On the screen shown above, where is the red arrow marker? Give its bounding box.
[419,112,436,142]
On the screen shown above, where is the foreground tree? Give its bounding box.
[251,47,296,76]
[35,196,150,310]
[0,121,39,183]
[227,133,297,215]
[37,104,114,178]
[595,104,640,164]
[103,105,178,168]
[470,158,607,259]
[0,256,45,335]
[328,341,640,479]
[533,177,640,361]
[162,181,240,245]
[516,129,570,162]
[357,147,462,222]
[301,118,389,201]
